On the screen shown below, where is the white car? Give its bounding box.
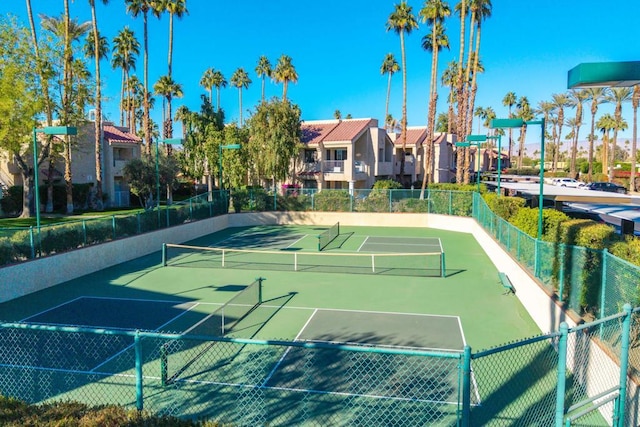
[553,178,584,188]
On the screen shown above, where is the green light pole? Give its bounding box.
[32,126,77,231]
[219,144,241,212]
[490,118,545,240]
[487,135,502,196]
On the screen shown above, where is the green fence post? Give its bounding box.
[112,215,116,239]
[82,220,87,245]
[134,330,143,411]
[599,249,609,320]
[534,239,540,278]
[162,243,167,266]
[189,199,193,220]
[461,345,471,426]
[137,212,141,234]
[274,191,277,211]
[449,190,453,215]
[555,323,568,427]
[165,206,170,228]
[29,226,35,259]
[615,304,632,427]
[389,190,392,213]
[558,245,565,303]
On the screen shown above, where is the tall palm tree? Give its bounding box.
[502,91,516,160]
[567,89,589,178]
[230,68,251,126]
[255,56,272,102]
[466,0,492,148]
[454,0,466,183]
[153,74,183,140]
[535,100,554,171]
[631,85,640,191]
[585,87,607,181]
[380,53,400,130]
[200,67,215,104]
[420,0,450,188]
[212,70,227,112]
[112,27,139,127]
[125,0,155,155]
[125,74,143,134]
[386,1,418,183]
[420,22,449,187]
[442,60,457,134]
[597,113,615,177]
[164,0,187,78]
[86,0,109,206]
[273,55,298,101]
[515,96,533,169]
[551,93,569,172]
[607,87,632,180]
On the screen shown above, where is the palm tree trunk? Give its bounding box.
[239,88,243,126]
[399,30,407,183]
[588,111,596,181]
[168,12,173,77]
[385,72,392,128]
[91,3,103,204]
[143,11,151,156]
[455,2,466,184]
[518,126,527,169]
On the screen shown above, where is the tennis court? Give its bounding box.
[0,224,542,424]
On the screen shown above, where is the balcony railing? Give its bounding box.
[323,160,344,173]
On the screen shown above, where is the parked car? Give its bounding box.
[552,178,584,188]
[582,182,627,194]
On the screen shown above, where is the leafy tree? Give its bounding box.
[0,18,43,218]
[123,152,179,208]
[247,99,302,187]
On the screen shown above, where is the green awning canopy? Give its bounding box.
[568,61,640,88]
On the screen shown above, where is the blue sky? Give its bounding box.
[3,0,640,143]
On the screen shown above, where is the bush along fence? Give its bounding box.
[0,305,634,425]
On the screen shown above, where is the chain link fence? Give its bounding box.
[0,306,635,425]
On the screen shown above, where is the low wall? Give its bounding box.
[0,215,230,303]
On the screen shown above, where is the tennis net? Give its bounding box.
[160,278,263,385]
[317,222,340,251]
[163,243,445,277]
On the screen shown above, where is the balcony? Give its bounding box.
[323,160,344,173]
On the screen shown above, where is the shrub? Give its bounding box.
[373,179,403,190]
[483,193,525,221]
[314,190,351,212]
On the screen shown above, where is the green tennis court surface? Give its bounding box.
[0,224,543,423]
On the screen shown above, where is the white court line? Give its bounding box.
[261,308,319,387]
[89,301,204,372]
[357,236,370,252]
[286,234,308,248]
[259,304,460,319]
[301,338,463,353]
[20,296,85,322]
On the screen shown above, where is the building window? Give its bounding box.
[304,149,317,163]
[336,149,347,161]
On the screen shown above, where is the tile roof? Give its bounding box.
[404,127,427,146]
[103,124,142,144]
[301,119,377,145]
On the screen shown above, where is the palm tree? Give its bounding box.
[164,0,188,78]
[125,0,155,155]
[607,87,632,180]
[567,89,589,178]
[535,100,554,171]
[212,70,227,112]
[153,74,183,140]
[585,88,607,181]
[380,53,400,130]
[230,68,251,126]
[255,56,272,102]
[551,93,569,172]
[125,74,143,134]
[442,60,457,133]
[200,67,216,104]
[273,55,298,101]
[597,113,615,177]
[631,85,640,191]
[454,0,467,183]
[112,27,140,127]
[502,91,517,160]
[515,96,533,169]
[85,0,109,206]
[386,1,418,183]
[420,0,450,188]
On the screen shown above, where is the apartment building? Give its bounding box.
[0,121,141,208]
